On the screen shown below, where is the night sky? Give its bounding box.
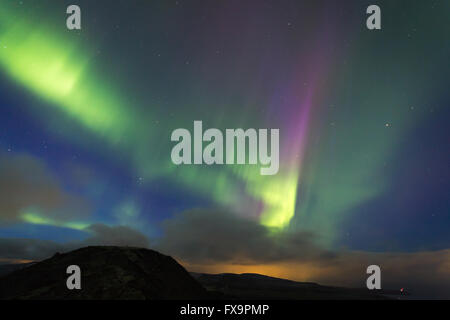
[0,0,449,298]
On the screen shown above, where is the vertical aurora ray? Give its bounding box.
[252,26,337,229]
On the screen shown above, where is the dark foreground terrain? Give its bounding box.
[0,246,208,299]
[0,246,390,300]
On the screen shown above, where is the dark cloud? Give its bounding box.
[81,224,150,248]
[156,209,332,264]
[0,152,90,224]
[0,224,150,261]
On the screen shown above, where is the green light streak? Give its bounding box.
[0,5,135,144]
[21,211,89,231]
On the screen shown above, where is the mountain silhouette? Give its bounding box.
[0,246,208,299]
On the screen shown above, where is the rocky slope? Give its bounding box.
[0,246,208,299]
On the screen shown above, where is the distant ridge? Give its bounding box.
[191,272,391,300]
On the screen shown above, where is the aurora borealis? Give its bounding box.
[0,0,449,298]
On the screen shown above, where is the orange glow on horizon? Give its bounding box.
[180,260,337,284]
[0,258,35,264]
